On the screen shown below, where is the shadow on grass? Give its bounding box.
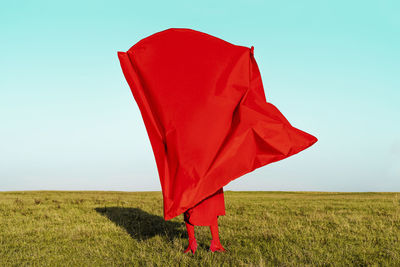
[95,207,186,241]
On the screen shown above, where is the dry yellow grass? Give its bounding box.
[0,191,399,266]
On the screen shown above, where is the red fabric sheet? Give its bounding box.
[118,28,317,220]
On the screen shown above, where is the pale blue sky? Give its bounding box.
[1,0,399,192]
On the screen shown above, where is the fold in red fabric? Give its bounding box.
[184,187,225,226]
[118,28,318,221]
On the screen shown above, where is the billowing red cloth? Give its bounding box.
[118,28,317,221]
[184,187,225,226]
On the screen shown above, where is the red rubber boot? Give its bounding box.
[184,222,198,254]
[209,218,226,252]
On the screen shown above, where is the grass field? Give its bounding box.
[0,191,399,266]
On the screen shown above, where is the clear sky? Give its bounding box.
[1,0,399,192]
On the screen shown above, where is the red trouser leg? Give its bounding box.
[184,222,197,254]
[209,217,220,243]
[209,217,225,252]
[185,221,195,240]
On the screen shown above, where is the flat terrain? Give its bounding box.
[0,191,399,266]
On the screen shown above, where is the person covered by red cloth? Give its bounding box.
[183,188,225,254]
[117,28,318,255]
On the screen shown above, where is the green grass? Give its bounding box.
[1,191,399,266]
